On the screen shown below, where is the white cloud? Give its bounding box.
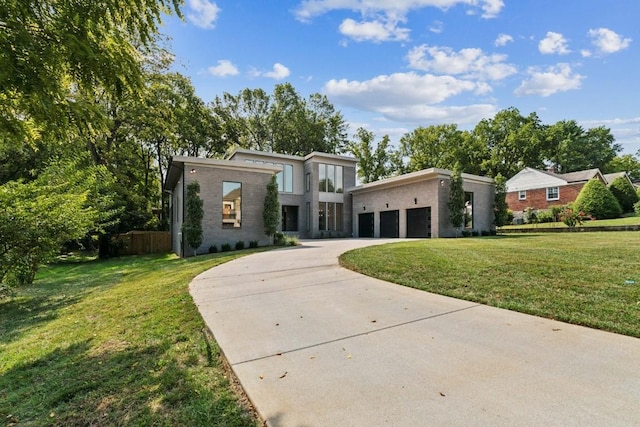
[187,0,221,29]
[588,28,631,54]
[494,33,513,47]
[429,20,444,34]
[322,72,496,124]
[406,45,517,81]
[514,63,584,97]
[207,59,239,77]
[538,31,570,55]
[580,49,592,58]
[263,63,291,80]
[339,17,410,42]
[293,1,504,23]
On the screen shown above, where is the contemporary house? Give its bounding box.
[166,149,496,257]
[505,167,606,214]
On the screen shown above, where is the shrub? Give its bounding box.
[634,201,640,215]
[235,241,245,250]
[550,205,563,222]
[273,232,286,246]
[574,179,622,219]
[608,176,639,213]
[560,205,585,228]
[506,209,514,224]
[208,245,218,253]
[461,230,471,237]
[481,230,491,236]
[249,240,259,248]
[536,210,555,223]
[220,243,232,252]
[524,207,538,224]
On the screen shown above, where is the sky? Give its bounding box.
[162,0,640,155]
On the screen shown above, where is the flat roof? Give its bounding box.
[348,168,494,193]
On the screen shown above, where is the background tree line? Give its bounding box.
[349,107,638,184]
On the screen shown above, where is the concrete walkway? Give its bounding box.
[190,239,640,426]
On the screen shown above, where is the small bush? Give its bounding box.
[550,205,563,222]
[220,243,232,252]
[235,241,245,250]
[461,230,471,237]
[471,230,480,237]
[634,201,640,215]
[249,240,259,248]
[506,210,514,224]
[574,179,622,219]
[560,205,585,228]
[285,235,299,246]
[481,230,491,236]
[524,207,538,224]
[273,232,286,245]
[536,210,555,223]
[208,245,218,253]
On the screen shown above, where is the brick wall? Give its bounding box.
[506,183,585,212]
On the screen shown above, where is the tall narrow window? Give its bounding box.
[327,165,335,192]
[222,182,242,228]
[276,163,284,192]
[284,164,293,193]
[318,202,326,231]
[464,192,473,229]
[336,203,343,231]
[327,202,336,231]
[335,166,343,193]
[306,202,311,231]
[305,173,311,192]
[319,164,326,192]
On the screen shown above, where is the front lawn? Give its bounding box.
[0,251,265,426]
[340,232,640,337]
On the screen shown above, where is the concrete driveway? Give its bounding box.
[190,239,640,426]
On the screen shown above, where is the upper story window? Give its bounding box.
[518,190,526,200]
[319,163,343,193]
[547,187,559,201]
[305,173,311,192]
[245,159,293,193]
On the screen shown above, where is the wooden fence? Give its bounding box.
[115,231,172,255]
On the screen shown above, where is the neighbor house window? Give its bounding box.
[318,163,343,193]
[222,182,242,228]
[518,190,526,200]
[318,202,344,232]
[547,187,559,201]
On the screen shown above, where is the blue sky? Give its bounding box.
[163,0,639,155]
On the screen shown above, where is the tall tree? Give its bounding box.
[0,0,181,142]
[474,107,546,178]
[545,120,620,173]
[398,124,467,172]
[493,173,509,228]
[263,175,280,242]
[347,128,393,183]
[448,163,465,233]
[604,153,640,182]
[182,181,204,256]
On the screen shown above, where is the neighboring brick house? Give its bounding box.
[166,149,496,257]
[505,167,606,215]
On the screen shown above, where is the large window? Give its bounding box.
[222,182,242,228]
[318,163,343,193]
[245,159,293,193]
[318,202,343,232]
[547,187,559,201]
[464,192,474,229]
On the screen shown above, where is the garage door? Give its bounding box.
[406,207,431,238]
[358,213,374,237]
[379,210,399,238]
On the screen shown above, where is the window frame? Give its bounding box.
[518,190,526,200]
[546,186,559,201]
[222,181,242,229]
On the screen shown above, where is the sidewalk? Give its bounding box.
[190,239,640,426]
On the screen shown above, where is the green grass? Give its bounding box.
[501,214,640,229]
[340,232,640,337]
[0,251,266,426]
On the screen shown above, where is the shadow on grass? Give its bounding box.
[0,254,177,347]
[0,337,252,426]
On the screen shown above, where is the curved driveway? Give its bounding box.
[190,239,640,426]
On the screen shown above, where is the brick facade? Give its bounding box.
[506,183,585,212]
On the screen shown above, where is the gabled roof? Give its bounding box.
[603,171,632,186]
[506,167,605,192]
